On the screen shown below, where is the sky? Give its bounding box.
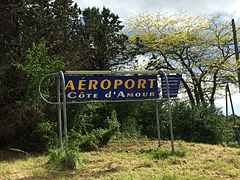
[73,0,240,115]
[215,89,240,115]
[74,0,240,20]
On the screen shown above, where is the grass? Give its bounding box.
[138,142,187,159]
[0,139,240,179]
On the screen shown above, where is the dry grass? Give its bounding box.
[0,139,240,179]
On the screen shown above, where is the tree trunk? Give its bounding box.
[209,70,219,105]
[181,78,195,106]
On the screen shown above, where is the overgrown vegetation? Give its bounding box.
[67,104,120,151]
[0,0,126,150]
[139,143,187,159]
[48,148,84,170]
[169,102,235,144]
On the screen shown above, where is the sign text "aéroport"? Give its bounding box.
[64,75,159,101]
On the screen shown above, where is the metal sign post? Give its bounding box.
[159,72,178,155]
[60,71,68,150]
[156,100,161,147]
[165,75,175,155]
[39,71,68,150]
[57,75,63,148]
[39,70,181,155]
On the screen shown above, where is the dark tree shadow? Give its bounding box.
[0,149,29,162]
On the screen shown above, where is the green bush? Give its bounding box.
[0,42,66,151]
[140,147,171,159]
[16,42,65,108]
[68,109,120,151]
[131,100,233,145]
[175,143,187,157]
[120,117,141,138]
[37,120,58,150]
[69,128,111,151]
[115,101,156,138]
[139,144,187,159]
[160,102,234,144]
[79,129,111,151]
[48,148,83,170]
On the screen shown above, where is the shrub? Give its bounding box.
[139,144,187,159]
[68,109,120,151]
[115,101,156,138]
[48,148,83,170]
[77,129,111,151]
[140,147,171,159]
[37,120,58,150]
[160,101,234,144]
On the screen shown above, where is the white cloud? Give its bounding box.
[74,0,240,20]
[215,89,240,116]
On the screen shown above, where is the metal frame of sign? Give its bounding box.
[39,70,176,155]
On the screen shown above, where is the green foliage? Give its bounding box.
[79,7,127,70]
[167,102,234,144]
[0,1,126,150]
[127,12,236,105]
[48,148,83,170]
[68,108,120,151]
[127,100,233,145]
[16,42,65,107]
[120,117,141,138]
[139,144,187,159]
[3,42,65,150]
[140,147,172,159]
[175,143,188,157]
[224,142,240,148]
[37,121,58,150]
[138,101,162,137]
[115,102,156,138]
[79,129,112,151]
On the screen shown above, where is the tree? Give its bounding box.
[127,12,238,106]
[67,7,128,70]
[0,0,128,148]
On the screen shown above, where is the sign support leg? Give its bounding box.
[60,71,68,151]
[227,83,240,145]
[156,100,161,147]
[168,101,175,155]
[57,75,63,149]
[159,71,175,155]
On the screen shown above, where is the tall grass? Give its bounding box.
[48,148,84,170]
[139,143,187,159]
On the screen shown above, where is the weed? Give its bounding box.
[224,142,240,148]
[175,143,187,157]
[139,144,187,160]
[31,168,44,177]
[48,148,84,170]
[162,174,178,180]
[227,157,240,168]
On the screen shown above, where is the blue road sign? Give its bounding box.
[65,75,159,101]
[161,74,182,98]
